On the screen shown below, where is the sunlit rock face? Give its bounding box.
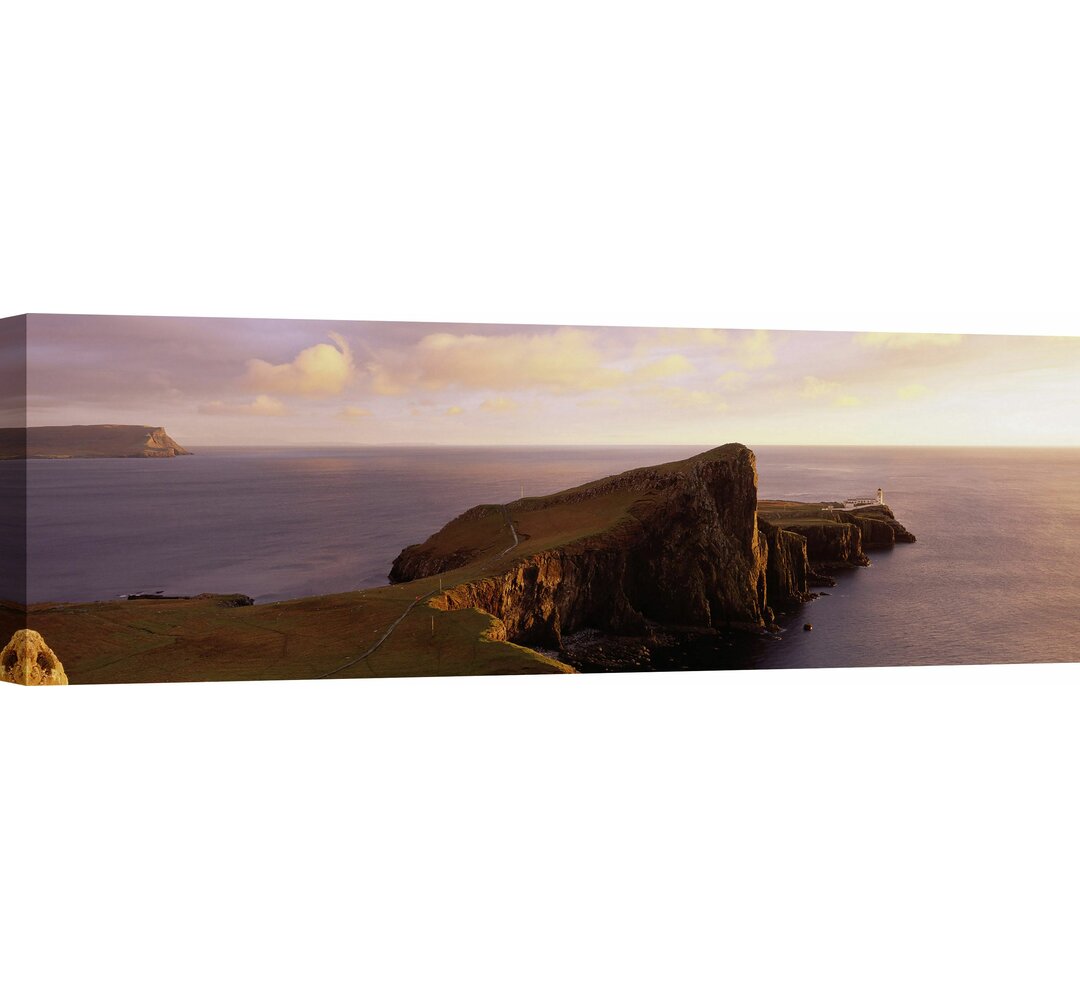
[1,629,69,686]
[391,443,918,653]
[396,444,777,647]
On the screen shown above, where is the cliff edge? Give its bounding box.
[756,500,916,577]
[391,445,916,657]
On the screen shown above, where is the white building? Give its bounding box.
[843,487,885,508]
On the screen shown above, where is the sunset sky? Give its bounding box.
[22,314,1080,447]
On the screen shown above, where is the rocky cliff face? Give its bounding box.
[838,508,917,547]
[786,520,870,571]
[392,445,916,654]
[397,445,816,648]
[760,505,917,576]
[758,522,811,613]
[140,426,191,457]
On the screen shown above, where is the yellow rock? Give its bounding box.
[1,629,69,686]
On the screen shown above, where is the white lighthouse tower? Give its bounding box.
[876,487,885,505]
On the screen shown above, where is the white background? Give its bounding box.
[3,2,1078,998]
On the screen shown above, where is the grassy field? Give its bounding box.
[407,487,651,569]
[756,499,841,529]
[28,576,570,684]
[24,504,581,684]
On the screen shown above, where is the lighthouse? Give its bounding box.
[842,487,888,509]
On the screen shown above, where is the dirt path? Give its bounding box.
[500,504,519,552]
[318,504,519,679]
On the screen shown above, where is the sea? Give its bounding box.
[22,446,1080,669]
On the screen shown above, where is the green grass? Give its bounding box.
[26,569,570,684]
[756,500,840,529]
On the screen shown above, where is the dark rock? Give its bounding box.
[390,445,916,659]
[395,444,778,648]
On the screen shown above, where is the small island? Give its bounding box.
[0,424,191,459]
[20,444,915,684]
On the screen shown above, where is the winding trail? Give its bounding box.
[501,505,519,552]
[318,504,519,679]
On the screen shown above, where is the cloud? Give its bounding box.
[369,368,409,396]
[799,376,861,408]
[634,354,693,379]
[406,328,618,394]
[897,384,930,400]
[338,406,373,420]
[575,395,624,411]
[735,330,775,369]
[715,371,750,390]
[479,397,518,413]
[632,329,772,373]
[445,406,464,416]
[199,394,287,416]
[855,332,963,350]
[647,386,730,412]
[244,332,355,397]
[367,329,698,397]
[800,376,841,399]
[640,329,730,349]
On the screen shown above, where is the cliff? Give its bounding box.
[839,509,917,547]
[0,424,191,459]
[758,520,812,614]
[391,446,917,657]
[756,501,916,576]
[394,445,769,645]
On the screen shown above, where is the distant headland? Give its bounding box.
[0,424,191,459]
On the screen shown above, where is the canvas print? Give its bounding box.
[2,313,1078,686]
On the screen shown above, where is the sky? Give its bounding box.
[18,314,1080,447]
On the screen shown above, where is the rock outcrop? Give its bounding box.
[756,501,917,578]
[395,445,807,648]
[1,629,69,685]
[391,503,502,581]
[0,424,191,459]
[838,509,917,546]
[138,426,190,457]
[787,520,869,571]
[391,445,917,656]
[758,521,811,613]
